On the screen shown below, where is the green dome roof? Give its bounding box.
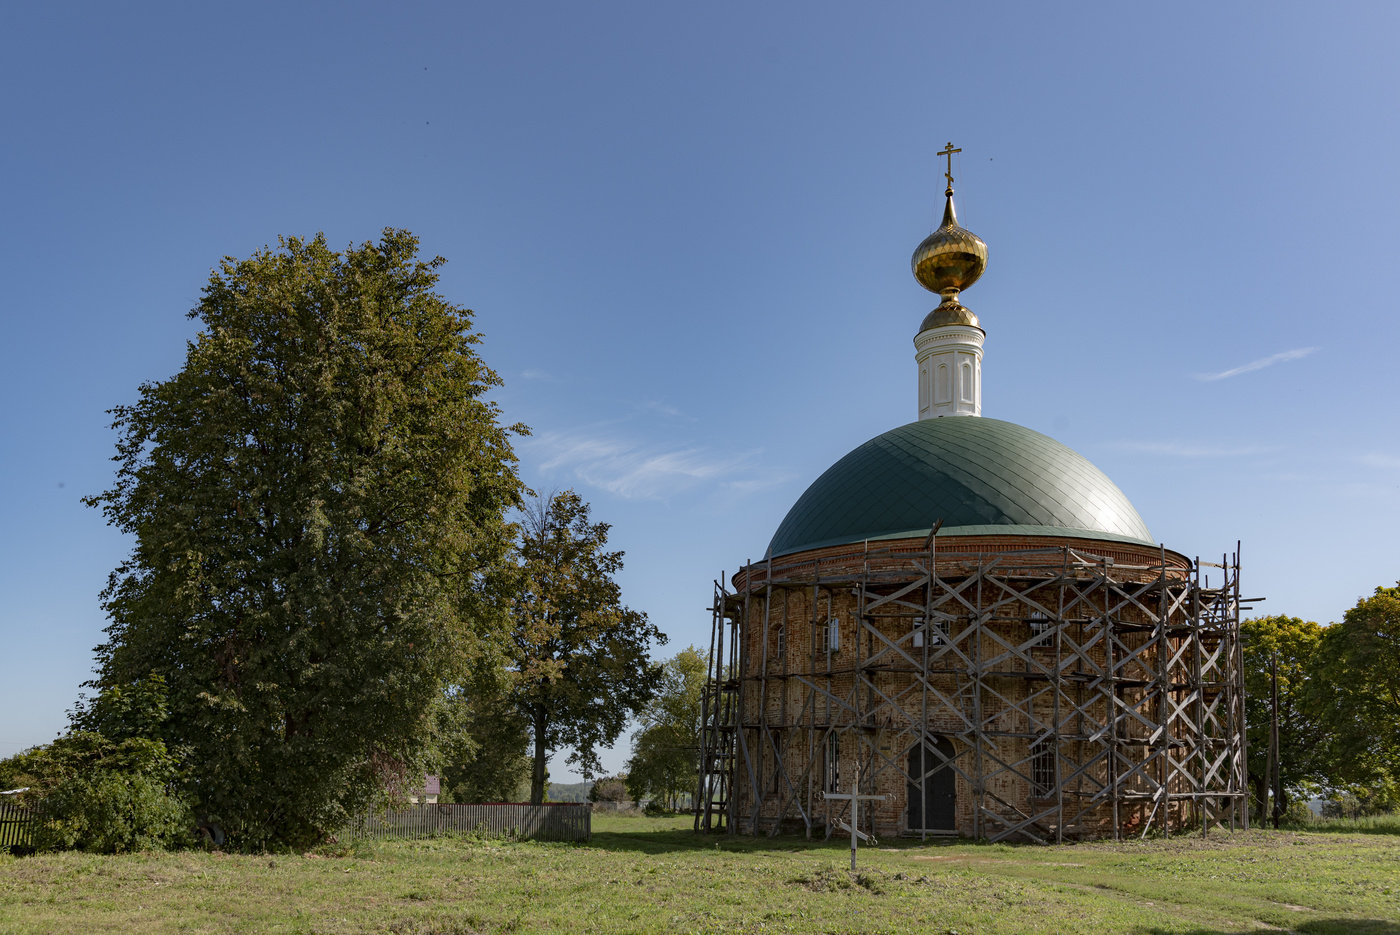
[769,418,1154,557]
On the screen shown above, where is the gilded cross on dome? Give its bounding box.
[937,142,961,195]
[911,141,985,301]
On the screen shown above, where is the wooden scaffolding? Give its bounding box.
[695,539,1250,843]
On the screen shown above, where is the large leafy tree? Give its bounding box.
[508,491,665,804]
[1241,615,1327,820]
[438,675,533,803]
[625,646,706,811]
[85,230,524,848]
[1309,585,1400,807]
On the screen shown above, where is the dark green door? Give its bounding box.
[908,737,956,831]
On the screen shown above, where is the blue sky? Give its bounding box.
[3,2,1398,780]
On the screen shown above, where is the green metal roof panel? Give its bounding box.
[768,417,1154,557]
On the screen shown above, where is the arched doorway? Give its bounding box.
[908,736,956,833]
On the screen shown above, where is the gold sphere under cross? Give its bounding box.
[912,141,986,298]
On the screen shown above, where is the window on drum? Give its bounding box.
[826,732,841,792]
[1031,738,1056,798]
[913,616,949,647]
[818,617,840,653]
[1028,610,1053,647]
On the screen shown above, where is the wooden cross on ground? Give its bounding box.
[823,791,887,871]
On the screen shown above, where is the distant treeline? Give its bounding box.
[546,782,592,803]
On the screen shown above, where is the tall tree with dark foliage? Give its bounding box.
[626,646,706,811]
[86,231,524,848]
[1240,615,1327,820]
[1310,585,1400,809]
[508,492,665,804]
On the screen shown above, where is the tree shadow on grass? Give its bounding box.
[584,828,968,856]
[587,829,859,855]
[1141,923,1400,935]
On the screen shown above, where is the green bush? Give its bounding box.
[1282,799,1316,825]
[588,774,629,804]
[1321,783,1400,819]
[1,729,192,854]
[35,769,192,853]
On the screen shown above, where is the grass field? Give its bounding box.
[2,813,1398,934]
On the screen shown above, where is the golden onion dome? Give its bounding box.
[911,192,987,297]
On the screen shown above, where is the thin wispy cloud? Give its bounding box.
[527,430,788,500]
[1322,481,1400,502]
[521,368,558,382]
[720,477,793,495]
[1107,440,1277,458]
[1195,347,1318,382]
[636,399,691,420]
[1361,453,1400,470]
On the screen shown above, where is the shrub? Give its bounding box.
[1321,784,1400,820]
[1282,799,1315,825]
[35,769,192,853]
[1,732,192,853]
[588,774,629,804]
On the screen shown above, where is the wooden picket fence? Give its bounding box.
[0,802,38,851]
[347,803,590,843]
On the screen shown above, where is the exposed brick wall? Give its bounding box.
[726,533,1213,841]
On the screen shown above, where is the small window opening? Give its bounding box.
[915,615,949,647]
[819,617,840,652]
[1031,738,1056,797]
[1028,610,1053,647]
[826,733,841,792]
